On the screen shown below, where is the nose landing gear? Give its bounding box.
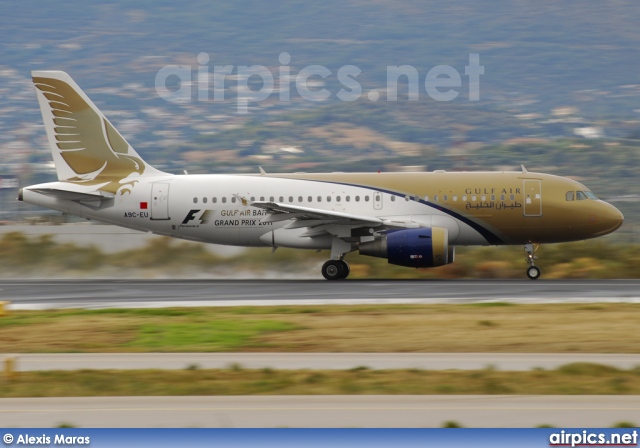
[524,243,541,280]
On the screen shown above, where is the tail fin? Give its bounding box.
[32,70,165,195]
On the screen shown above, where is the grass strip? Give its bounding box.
[2,304,640,353]
[1,363,640,397]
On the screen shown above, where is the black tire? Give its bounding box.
[526,265,541,280]
[339,260,350,279]
[322,260,344,280]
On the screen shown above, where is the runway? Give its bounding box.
[3,279,638,428]
[2,395,638,428]
[6,353,640,372]
[2,279,639,310]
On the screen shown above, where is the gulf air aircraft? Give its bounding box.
[20,71,624,280]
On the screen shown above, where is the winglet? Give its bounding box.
[520,164,528,173]
[259,166,266,175]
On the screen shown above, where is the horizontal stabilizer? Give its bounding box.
[29,188,114,202]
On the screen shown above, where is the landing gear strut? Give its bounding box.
[524,243,541,280]
[322,259,350,280]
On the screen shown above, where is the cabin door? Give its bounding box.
[151,182,171,220]
[523,180,542,216]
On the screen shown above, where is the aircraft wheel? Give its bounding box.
[322,260,344,280]
[526,265,541,280]
[339,260,350,279]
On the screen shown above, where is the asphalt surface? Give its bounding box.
[2,279,639,310]
[2,395,639,428]
[3,279,639,428]
[6,353,640,372]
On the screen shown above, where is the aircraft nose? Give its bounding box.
[600,202,624,234]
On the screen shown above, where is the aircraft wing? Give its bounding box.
[251,202,421,239]
[252,202,383,226]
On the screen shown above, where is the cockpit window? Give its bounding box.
[585,191,598,200]
[576,191,588,201]
[565,191,574,201]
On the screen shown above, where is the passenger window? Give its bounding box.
[327,196,331,202]
[222,197,227,203]
[355,196,360,202]
[308,196,313,202]
[212,197,217,203]
[269,196,274,202]
[203,197,207,204]
[391,196,396,202]
[298,196,302,202]
[577,191,587,201]
[289,196,293,202]
[193,197,198,204]
[279,196,284,202]
[231,197,236,203]
[250,197,255,202]
[566,191,575,201]
[317,196,322,202]
[453,195,458,201]
[260,196,265,202]
[424,195,429,201]
[443,195,448,201]
[365,195,370,202]
[336,196,341,202]
[346,196,350,202]
[434,195,439,202]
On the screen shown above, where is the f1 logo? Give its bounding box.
[182,209,200,224]
[181,210,214,225]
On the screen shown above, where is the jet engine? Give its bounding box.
[359,227,454,268]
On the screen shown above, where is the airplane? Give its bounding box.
[19,71,624,280]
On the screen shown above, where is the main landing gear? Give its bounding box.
[524,243,541,280]
[322,259,350,280]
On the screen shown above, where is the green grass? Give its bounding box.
[127,320,298,351]
[4,303,640,353]
[2,363,640,398]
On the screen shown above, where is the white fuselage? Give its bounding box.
[23,174,486,249]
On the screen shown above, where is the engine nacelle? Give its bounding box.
[359,227,454,268]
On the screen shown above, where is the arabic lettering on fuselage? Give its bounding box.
[466,201,523,210]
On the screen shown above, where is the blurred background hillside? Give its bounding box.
[1,0,639,276]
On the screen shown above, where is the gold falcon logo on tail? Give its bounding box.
[32,71,163,195]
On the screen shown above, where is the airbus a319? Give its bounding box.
[20,71,624,280]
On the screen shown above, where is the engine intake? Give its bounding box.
[359,227,454,268]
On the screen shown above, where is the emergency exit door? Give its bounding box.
[373,191,383,210]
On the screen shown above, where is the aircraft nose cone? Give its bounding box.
[602,202,624,234]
